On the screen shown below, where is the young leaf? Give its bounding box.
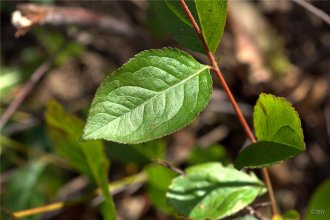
[167,162,266,220]
[45,101,116,220]
[195,0,227,54]
[150,1,204,53]
[235,94,305,169]
[83,48,212,144]
[305,179,330,220]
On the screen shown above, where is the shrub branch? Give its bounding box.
[178,0,279,216]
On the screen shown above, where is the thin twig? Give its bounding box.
[12,172,147,218]
[246,206,267,220]
[0,42,67,130]
[178,0,279,216]
[152,159,185,175]
[292,0,330,25]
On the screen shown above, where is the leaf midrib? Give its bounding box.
[85,65,210,138]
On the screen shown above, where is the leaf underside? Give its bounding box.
[235,93,305,169]
[83,47,212,144]
[167,163,266,220]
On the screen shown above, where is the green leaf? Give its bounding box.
[3,161,46,220]
[132,140,166,161]
[83,47,212,144]
[105,142,150,165]
[235,93,305,169]
[305,179,330,220]
[167,162,266,220]
[283,209,300,220]
[106,140,166,165]
[145,164,178,215]
[195,0,227,53]
[45,101,116,220]
[150,1,204,53]
[234,215,258,220]
[187,144,229,166]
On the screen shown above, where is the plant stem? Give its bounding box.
[12,172,147,218]
[179,0,278,216]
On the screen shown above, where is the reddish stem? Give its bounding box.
[179,0,278,216]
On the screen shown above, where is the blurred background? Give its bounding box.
[1,0,329,219]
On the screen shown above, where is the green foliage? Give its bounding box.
[83,47,212,144]
[145,164,177,215]
[187,144,229,165]
[149,0,227,54]
[167,162,266,220]
[0,67,22,98]
[2,161,46,220]
[45,100,116,220]
[150,1,204,53]
[235,94,305,169]
[305,179,330,220]
[132,140,166,161]
[195,0,227,53]
[106,140,166,166]
[34,29,84,65]
[0,207,16,220]
[283,209,301,220]
[234,215,258,220]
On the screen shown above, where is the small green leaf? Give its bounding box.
[305,179,330,220]
[45,101,116,220]
[83,48,212,144]
[145,164,177,215]
[283,209,300,220]
[195,0,227,53]
[150,1,204,53]
[167,162,266,220]
[235,94,305,169]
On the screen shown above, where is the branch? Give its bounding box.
[0,42,67,130]
[11,4,137,38]
[152,159,185,175]
[178,0,279,216]
[292,0,330,25]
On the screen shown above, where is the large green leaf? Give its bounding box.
[167,162,266,220]
[235,94,305,169]
[305,179,330,220]
[195,0,227,53]
[83,48,212,144]
[150,1,204,53]
[45,101,116,220]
